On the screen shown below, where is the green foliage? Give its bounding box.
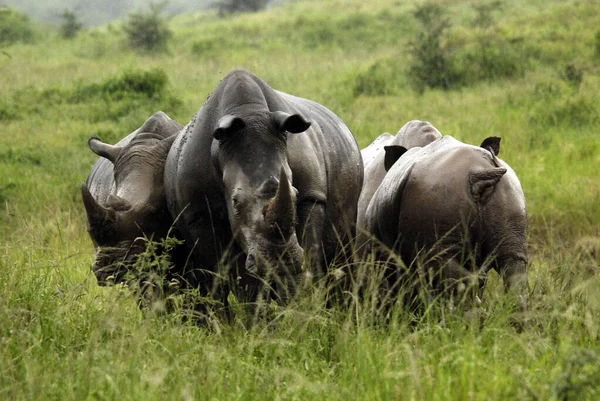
[595,30,600,58]
[75,68,169,101]
[191,37,219,56]
[59,9,83,39]
[0,6,35,46]
[456,35,529,83]
[353,57,405,97]
[0,99,21,120]
[528,80,599,130]
[553,349,600,401]
[123,235,185,311]
[561,63,584,89]
[123,2,172,52]
[216,0,271,15]
[0,68,180,124]
[408,4,463,92]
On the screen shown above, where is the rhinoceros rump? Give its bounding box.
[360,132,528,312]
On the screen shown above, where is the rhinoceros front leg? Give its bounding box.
[498,255,528,311]
[433,258,482,307]
[296,199,326,279]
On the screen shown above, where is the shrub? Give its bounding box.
[561,63,583,90]
[0,6,35,46]
[528,80,599,130]
[3,68,181,123]
[59,9,83,39]
[407,4,463,93]
[123,2,172,52]
[457,36,528,83]
[0,100,21,121]
[353,58,405,97]
[99,68,168,99]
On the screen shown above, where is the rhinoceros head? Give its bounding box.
[83,132,177,285]
[395,120,442,149]
[213,110,311,296]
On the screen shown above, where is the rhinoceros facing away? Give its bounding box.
[360,132,528,311]
[358,120,442,231]
[164,69,363,309]
[82,111,183,290]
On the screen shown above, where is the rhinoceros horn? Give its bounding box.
[265,167,296,241]
[81,183,114,226]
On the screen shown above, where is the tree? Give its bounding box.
[123,2,172,52]
[59,9,83,39]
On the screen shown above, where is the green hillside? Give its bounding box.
[1,0,599,399]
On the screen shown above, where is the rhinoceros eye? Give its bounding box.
[232,197,242,215]
[258,175,279,199]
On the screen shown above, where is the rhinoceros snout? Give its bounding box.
[245,251,258,274]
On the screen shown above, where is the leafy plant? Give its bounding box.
[408,4,463,92]
[353,58,405,97]
[561,63,583,89]
[0,6,35,46]
[123,2,172,52]
[59,9,83,39]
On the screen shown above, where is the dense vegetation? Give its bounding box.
[0,0,598,399]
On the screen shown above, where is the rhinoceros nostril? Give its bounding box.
[245,252,257,274]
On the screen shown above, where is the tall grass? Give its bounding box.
[0,0,599,399]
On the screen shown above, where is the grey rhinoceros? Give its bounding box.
[358,120,442,230]
[164,69,363,308]
[359,133,528,310]
[82,111,183,289]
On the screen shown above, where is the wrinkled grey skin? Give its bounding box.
[360,135,528,310]
[82,111,183,287]
[165,69,363,305]
[358,120,442,229]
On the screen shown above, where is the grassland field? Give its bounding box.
[0,0,599,399]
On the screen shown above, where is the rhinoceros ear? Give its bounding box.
[384,145,408,172]
[159,132,178,150]
[480,136,501,156]
[272,111,311,134]
[88,137,122,163]
[214,115,245,141]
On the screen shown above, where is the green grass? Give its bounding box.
[1,0,599,399]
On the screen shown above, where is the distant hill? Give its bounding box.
[0,0,214,26]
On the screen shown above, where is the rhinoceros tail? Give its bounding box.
[470,167,507,205]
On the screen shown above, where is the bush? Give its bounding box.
[2,68,181,124]
[0,6,35,46]
[353,58,405,97]
[216,0,271,15]
[59,9,83,39]
[123,2,172,52]
[561,63,583,90]
[407,4,463,93]
[528,80,599,130]
[456,36,528,83]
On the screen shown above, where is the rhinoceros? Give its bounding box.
[82,111,183,289]
[358,120,442,230]
[360,134,528,310]
[164,69,363,307]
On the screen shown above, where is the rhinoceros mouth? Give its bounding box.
[92,241,146,286]
[245,236,304,277]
